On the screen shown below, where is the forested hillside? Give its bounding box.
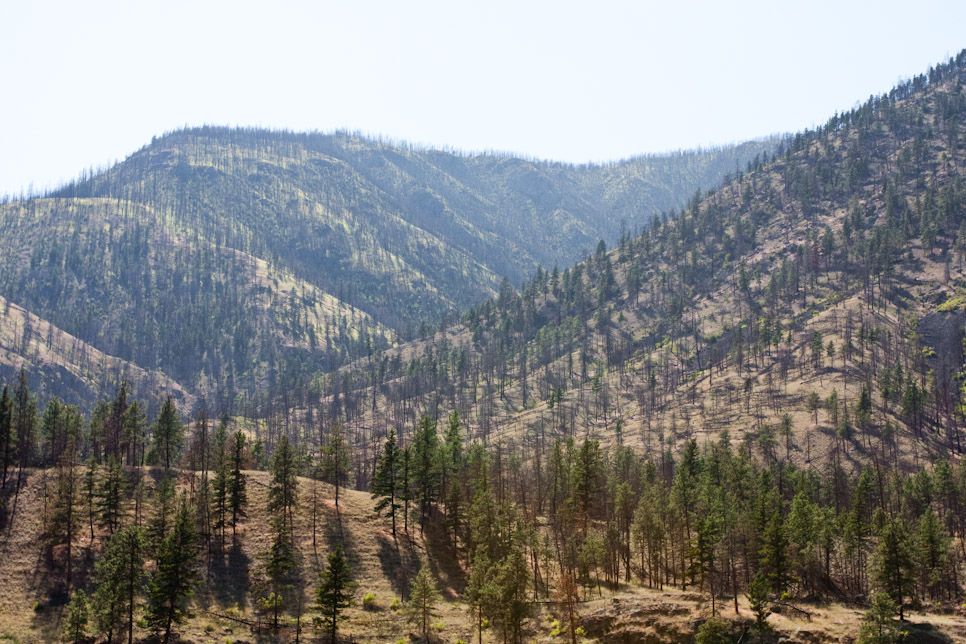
[5,47,966,644]
[312,49,966,477]
[0,130,773,411]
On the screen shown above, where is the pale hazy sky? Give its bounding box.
[2,0,965,196]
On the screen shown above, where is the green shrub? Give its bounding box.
[362,591,377,610]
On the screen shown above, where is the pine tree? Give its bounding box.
[147,497,200,644]
[153,396,183,470]
[407,567,441,641]
[268,435,299,532]
[261,515,299,631]
[321,423,351,509]
[0,385,12,488]
[97,456,126,535]
[62,588,90,644]
[465,551,496,644]
[914,507,950,601]
[83,457,97,542]
[858,591,902,644]
[211,420,229,548]
[746,571,771,641]
[411,415,440,531]
[759,511,790,595]
[92,526,147,644]
[372,429,401,540]
[149,474,175,555]
[313,545,355,643]
[227,430,248,535]
[12,369,37,489]
[48,436,81,591]
[873,518,914,620]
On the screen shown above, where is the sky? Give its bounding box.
[2,0,966,196]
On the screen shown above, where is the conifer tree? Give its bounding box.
[372,429,401,539]
[12,369,37,489]
[211,420,229,548]
[92,526,147,644]
[146,497,200,644]
[97,456,126,535]
[62,588,90,643]
[760,512,791,595]
[313,545,354,643]
[149,474,175,555]
[48,436,81,590]
[268,435,299,532]
[858,592,901,644]
[261,515,299,631]
[0,385,12,488]
[872,518,914,620]
[412,416,440,529]
[83,457,97,542]
[153,396,183,470]
[321,423,351,509]
[228,430,248,535]
[747,571,771,641]
[407,567,441,641]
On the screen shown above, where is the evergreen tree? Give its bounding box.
[12,369,37,488]
[760,511,791,595]
[97,456,126,535]
[411,415,440,531]
[914,507,950,601]
[153,396,183,470]
[261,515,300,631]
[211,420,229,548]
[372,429,401,540]
[407,567,441,641]
[149,474,175,554]
[465,551,496,644]
[268,435,299,532]
[0,385,12,488]
[48,436,81,590]
[858,592,902,644]
[872,518,914,620]
[321,423,351,509]
[746,571,771,641]
[146,497,200,644]
[92,526,147,644]
[62,588,90,644]
[313,545,355,643]
[227,430,248,535]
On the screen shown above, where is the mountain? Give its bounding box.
[6,49,966,644]
[0,130,774,410]
[315,50,966,472]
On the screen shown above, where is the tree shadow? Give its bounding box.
[376,534,418,601]
[421,513,465,599]
[207,537,251,610]
[903,620,954,644]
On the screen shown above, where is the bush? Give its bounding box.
[695,617,733,644]
[362,592,377,610]
[390,597,401,611]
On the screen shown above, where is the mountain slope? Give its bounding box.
[315,50,966,471]
[0,130,774,409]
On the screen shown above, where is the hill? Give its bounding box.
[0,131,774,410]
[308,50,966,476]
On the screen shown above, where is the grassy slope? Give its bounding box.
[3,468,964,644]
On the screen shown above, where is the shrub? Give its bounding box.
[362,592,377,610]
[695,617,733,644]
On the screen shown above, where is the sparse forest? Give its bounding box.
[3,48,966,644]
